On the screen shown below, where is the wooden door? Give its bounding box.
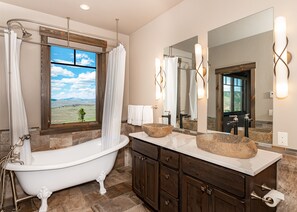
[132,151,144,197]
[211,187,245,212]
[144,156,159,210]
[182,175,209,212]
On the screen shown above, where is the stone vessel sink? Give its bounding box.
[196,133,258,159]
[142,123,173,138]
[235,127,272,144]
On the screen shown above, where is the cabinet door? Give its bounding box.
[182,175,209,212]
[132,151,144,197]
[144,156,159,210]
[211,188,245,212]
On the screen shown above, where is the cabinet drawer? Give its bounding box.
[160,165,179,198]
[160,190,178,212]
[132,138,159,160]
[181,155,245,198]
[160,148,179,169]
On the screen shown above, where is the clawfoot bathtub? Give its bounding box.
[5,135,129,212]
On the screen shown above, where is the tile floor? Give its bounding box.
[4,166,151,212]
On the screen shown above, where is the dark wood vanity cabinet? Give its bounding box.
[131,138,277,212]
[132,139,159,210]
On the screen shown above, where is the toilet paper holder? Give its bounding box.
[250,191,274,204]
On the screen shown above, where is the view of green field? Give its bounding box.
[51,104,96,124]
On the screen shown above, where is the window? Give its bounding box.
[40,27,107,134]
[50,46,97,124]
[223,76,245,113]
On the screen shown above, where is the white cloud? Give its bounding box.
[51,59,73,64]
[51,65,74,77]
[51,71,96,99]
[76,53,94,66]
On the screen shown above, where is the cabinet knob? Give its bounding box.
[142,157,146,160]
[165,174,170,179]
[201,185,207,192]
[164,200,170,206]
[165,156,171,162]
[206,188,212,195]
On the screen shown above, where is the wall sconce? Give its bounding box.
[195,44,206,99]
[155,58,166,100]
[273,16,292,99]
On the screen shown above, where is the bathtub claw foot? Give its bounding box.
[37,186,52,212]
[96,172,107,195]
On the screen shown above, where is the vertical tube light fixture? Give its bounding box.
[195,44,205,99]
[274,16,289,99]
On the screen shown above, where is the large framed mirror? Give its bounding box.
[207,8,274,144]
[163,36,198,130]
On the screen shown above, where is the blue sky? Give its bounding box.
[50,46,96,100]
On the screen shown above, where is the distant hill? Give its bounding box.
[51,98,95,108]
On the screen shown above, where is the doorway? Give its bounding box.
[215,63,255,132]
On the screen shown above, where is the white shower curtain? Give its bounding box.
[102,44,126,150]
[189,69,197,120]
[163,57,178,127]
[4,30,32,165]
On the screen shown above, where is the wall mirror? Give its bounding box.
[163,36,198,130]
[207,8,274,144]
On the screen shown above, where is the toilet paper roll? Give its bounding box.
[263,189,285,207]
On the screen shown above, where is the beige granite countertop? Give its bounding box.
[129,131,282,176]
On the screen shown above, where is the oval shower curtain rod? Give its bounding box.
[7,18,119,43]
[5,18,123,52]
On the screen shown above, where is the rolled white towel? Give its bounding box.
[142,106,153,124]
[128,105,133,124]
[132,105,143,126]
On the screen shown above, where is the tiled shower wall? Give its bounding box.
[0,124,296,211]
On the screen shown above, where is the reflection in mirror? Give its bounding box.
[207,8,274,144]
[163,36,198,130]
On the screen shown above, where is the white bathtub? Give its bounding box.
[5,135,129,212]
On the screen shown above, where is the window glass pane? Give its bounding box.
[223,85,231,112]
[76,50,96,67]
[234,86,243,111]
[50,53,96,124]
[51,46,74,64]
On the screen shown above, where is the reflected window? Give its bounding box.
[223,76,244,113]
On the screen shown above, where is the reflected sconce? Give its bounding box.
[155,58,166,100]
[273,16,292,99]
[195,44,206,99]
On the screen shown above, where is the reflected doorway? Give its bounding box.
[215,63,256,132]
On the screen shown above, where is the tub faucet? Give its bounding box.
[244,114,253,137]
[162,111,171,125]
[180,113,191,129]
[227,115,239,135]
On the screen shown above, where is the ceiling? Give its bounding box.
[1,0,184,35]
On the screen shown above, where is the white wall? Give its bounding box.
[0,2,130,130]
[129,0,297,149]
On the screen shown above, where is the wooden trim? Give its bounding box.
[215,62,256,75]
[250,68,256,128]
[39,26,107,48]
[40,35,50,130]
[216,74,223,131]
[97,50,106,124]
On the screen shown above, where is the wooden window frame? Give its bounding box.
[40,27,107,135]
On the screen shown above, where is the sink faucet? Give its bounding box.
[180,113,191,129]
[244,114,253,137]
[227,115,239,135]
[162,111,171,125]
